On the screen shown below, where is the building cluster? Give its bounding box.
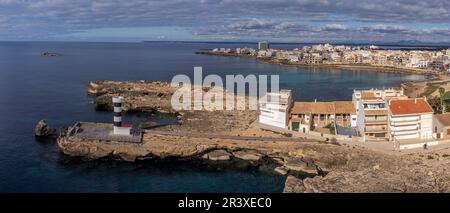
[211,42,450,73]
[259,88,450,149]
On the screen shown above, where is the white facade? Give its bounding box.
[113,126,132,135]
[389,113,433,141]
[350,114,358,127]
[259,90,292,129]
[258,41,269,50]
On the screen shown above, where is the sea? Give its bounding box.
[0,41,427,192]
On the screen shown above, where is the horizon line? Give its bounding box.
[1,40,450,47]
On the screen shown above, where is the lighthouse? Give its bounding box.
[112,96,132,135]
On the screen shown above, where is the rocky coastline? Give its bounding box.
[57,122,324,177]
[55,79,450,193]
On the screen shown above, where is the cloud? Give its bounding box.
[321,24,352,31]
[0,0,449,42]
[195,19,312,39]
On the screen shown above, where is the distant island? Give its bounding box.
[42,52,62,57]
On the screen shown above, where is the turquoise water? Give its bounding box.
[0,42,426,192]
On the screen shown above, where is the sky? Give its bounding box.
[1,0,450,43]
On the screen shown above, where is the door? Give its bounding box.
[292,122,299,131]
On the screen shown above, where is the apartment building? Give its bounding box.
[289,101,356,133]
[353,88,407,141]
[258,41,269,50]
[303,53,322,64]
[388,98,434,141]
[258,90,293,129]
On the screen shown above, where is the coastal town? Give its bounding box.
[204,41,450,74]
[46,43,450,193]
[196,41,450,150]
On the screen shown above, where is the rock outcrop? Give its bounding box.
[203,150,232,161]
[34,120,54,137]
[87,80,258,134]
[283,148,450,193]
[232,150,263,161]
[283,157,319,175]
[57,123,322,175]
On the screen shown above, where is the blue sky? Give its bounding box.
[1,0,450,43]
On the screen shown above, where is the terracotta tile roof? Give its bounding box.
[334,101,356,114]
[291,101,355,115]
[435,114,450,126]
[389,99,434,115]
[361,92,378,100]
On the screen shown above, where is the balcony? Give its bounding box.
[390,125,419,131]
[365,126,388,133]
[365,118,387,124]
[390,120,420,126]
[392,130,420,136]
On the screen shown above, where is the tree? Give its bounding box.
[427,96,442,114]
[439,87,446,114]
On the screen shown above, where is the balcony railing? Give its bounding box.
[365,126,388,132]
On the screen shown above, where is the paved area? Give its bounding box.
[143,129,318,143]
[73,122,142,143]
[256,122,450,155]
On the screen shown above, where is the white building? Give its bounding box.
[388,98,434,141]
[258,41,269,50]
[259,90,293,129]
[353,88,407,141]
[257,50,273,58]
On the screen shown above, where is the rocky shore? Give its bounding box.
[56,79,450,193]
[57,122,323,177]
[284,147,450,193]
[87,80,258,133]
[88,80,177,113]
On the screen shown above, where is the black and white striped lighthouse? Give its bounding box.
[112,96,124,134]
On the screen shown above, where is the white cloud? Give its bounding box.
[0,0,449,42]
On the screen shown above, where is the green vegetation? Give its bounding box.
[324,123,336,135]
[421,84,440,97]
[428,96,443,114]
[427,88,449,114]
[443,91,450,101]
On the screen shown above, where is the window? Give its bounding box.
[320,115,325,121]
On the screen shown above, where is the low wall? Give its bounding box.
[399,141,439,150]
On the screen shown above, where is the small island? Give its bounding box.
[42,51,62,57]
